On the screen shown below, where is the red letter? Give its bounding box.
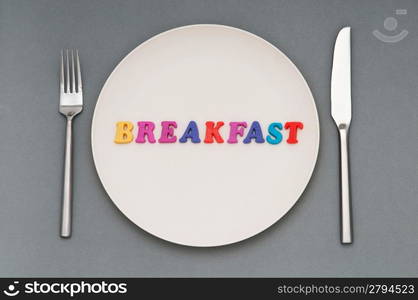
[135,121,156,143]
[284,122,303,144]
[204,121,224,143]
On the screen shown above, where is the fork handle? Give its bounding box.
[61,116,73,238]
[338,125,352,244]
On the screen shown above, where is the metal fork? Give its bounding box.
[59,49,83,238]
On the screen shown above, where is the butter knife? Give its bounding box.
[331,27,353,244]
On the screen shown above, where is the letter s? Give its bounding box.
[25,283,34,294]
[118,283,128,294]
[266,122,283,145]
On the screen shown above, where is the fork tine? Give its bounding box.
[60,50,65,93]
[76,50,82,92]
[71,50,76,93]
[66,49,70,93]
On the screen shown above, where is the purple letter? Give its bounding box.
[227,122,247,143]
[243,121,265,144]
[179,121,201,143]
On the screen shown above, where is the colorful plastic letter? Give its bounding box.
[243,121,265,144]
[179,121,201,143]
[135,121,156,143]
[114,121,134,144]
[158,121,177,143]
[284,122,304,144]
[266,122,283,145]
[204,121,224,143]
[227,122,247,143]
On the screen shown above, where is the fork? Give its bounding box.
[59,49,83,238]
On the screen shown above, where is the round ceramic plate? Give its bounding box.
[92,24,319,247]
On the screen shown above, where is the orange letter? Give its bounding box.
[204,121,224,143]
[114,121,134,144]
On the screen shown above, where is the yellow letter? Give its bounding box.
[114,121,134,144]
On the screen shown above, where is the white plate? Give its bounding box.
[92,24,319,247]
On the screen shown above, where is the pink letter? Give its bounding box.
[158,121,177,143]
[135,121,156,143]
[227,122,247,143]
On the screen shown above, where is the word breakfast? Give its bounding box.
[114,121,304,145]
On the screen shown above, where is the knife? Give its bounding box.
[331,27,353,244]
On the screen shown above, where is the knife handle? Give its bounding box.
[338,125,352,244]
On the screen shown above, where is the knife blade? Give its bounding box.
[331,27,352,127]
[331,27,353,244]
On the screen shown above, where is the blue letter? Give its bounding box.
[179,121,201,143]
[266,123,283,145]
[243,121,265,144]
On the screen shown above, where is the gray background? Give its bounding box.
[0,0,417,277]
